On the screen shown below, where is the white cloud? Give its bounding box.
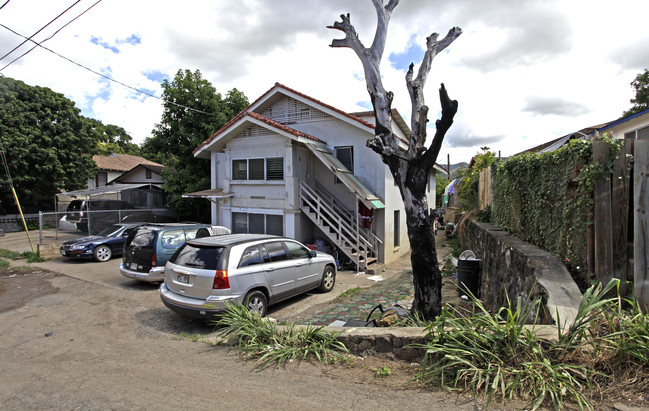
[1,0,647,163]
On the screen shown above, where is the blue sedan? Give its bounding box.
[60,223,145,262]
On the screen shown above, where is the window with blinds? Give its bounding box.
[231,157,284,181]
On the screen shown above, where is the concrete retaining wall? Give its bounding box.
[459,218,582,326]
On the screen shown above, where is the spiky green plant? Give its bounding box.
[414,292,596,410]
[216,302,350,370]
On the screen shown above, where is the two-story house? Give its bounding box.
[190,83,446,270]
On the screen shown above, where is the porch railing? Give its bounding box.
[298,179,381,271]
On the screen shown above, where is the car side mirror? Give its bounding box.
[309,250,317,258]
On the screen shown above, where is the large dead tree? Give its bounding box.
[329,0,461,320]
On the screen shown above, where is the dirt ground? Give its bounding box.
[0,260,498,410]
[0,234,638,410]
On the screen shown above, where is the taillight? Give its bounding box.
[151,253,156,267]
[213,270,230,289]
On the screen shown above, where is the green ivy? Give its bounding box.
[491,136,623,285]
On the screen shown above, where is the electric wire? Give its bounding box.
[0,0,81,62]
[0,0,103,72]
[0,1,11,11]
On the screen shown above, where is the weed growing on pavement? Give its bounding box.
[0,249,22,260]
[23,252,44,263]
[336,287,362,300]
[216,302,351,370]
[0,259,9,268]
[413,279,649,410]
[0,249,44,263]
[370,365,392,378]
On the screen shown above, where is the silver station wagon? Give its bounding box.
[160,234,336,318]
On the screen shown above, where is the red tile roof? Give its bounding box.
[194,83,376,154]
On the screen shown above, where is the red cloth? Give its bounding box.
[358,201,373,229]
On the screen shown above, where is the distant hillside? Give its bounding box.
[450,162,468,171]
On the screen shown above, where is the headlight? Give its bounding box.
[71,244,88,250]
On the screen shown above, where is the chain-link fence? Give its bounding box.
[38,208,177,244]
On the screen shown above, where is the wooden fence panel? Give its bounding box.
[478,167,492,210]
[611,139,633,296]
[635,139,649,312]
[593,140,614,286]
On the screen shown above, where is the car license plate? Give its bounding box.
[130,263,138,270]
[177,273,189,284]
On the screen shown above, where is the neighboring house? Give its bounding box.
[58,155,168,212]
[517,108,649,155]
[89,153,162,189]
[189,83,446,270]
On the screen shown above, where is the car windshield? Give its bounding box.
[171,244,224,270]
[97,225,123,237]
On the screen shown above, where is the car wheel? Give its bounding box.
[318,265,335,292]
[93,245,112,262]
[244,290,267,317]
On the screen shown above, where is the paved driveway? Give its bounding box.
[0,230,412,321]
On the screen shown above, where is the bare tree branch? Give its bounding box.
[407,27,462,158]
[421,83,458,169]
[328,4,399,160]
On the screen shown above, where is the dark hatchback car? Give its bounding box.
[60,223,145,262]
[120,223,220,283]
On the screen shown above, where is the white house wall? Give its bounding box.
[117,168,164,184]
[203,93,433,267]
[606,114,649,139]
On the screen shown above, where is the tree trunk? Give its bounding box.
[405,199,442,318]
[329,1,461,320]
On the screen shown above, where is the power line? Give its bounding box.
[0,1,11,11]
[0,0,103,72]
[0,0,81,62]
[0,24,216,116]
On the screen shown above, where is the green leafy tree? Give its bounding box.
[141,69,248,221]
[435,173,449,208]
[458,147,497,212]
[0,77,99,213]
[88,119,140,156]
[624,68,649,117]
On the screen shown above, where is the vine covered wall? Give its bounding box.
[491,137,623,283]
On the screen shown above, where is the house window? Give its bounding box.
[335,146,353,184]
[232,212,284,236]
[231,157,284,181]
[394,210,400,248]
[145,169,152,179]
[96,172,107,187]
[639,125,649,140]
[625,126,649,140]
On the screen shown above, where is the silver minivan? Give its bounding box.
[159,234,336,318]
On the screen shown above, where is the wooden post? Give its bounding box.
[611,139,633,297]
[593,140,614,286]
[635,139,649,312]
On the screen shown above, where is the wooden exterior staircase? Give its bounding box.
[298,179,381,271]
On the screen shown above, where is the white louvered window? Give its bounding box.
[231,157,284,181]
[262,97,328,124]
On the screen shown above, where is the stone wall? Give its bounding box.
[459,218,582,326]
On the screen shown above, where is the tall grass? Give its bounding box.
[412,279,649,410]
[216,302,351,370]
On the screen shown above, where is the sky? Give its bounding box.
[1,0,648,165]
